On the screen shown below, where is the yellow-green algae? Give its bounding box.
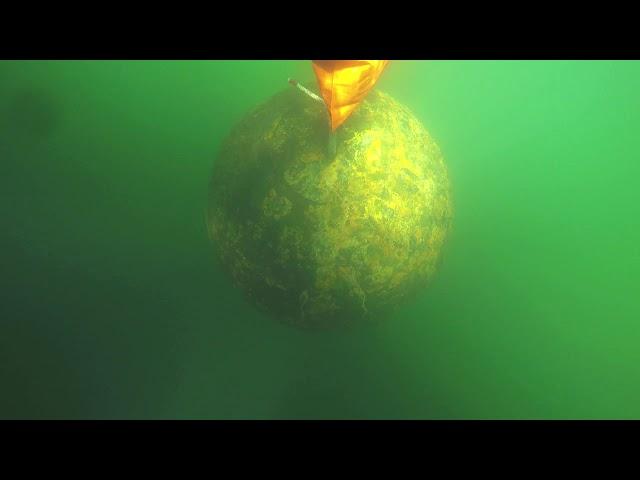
[208,88,453,329]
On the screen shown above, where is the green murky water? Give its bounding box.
[2,60,640,419]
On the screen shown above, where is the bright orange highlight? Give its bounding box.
[312,60,389,131]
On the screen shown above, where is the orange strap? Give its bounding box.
[312,60,389,131]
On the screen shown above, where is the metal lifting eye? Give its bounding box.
[288,78,324,104]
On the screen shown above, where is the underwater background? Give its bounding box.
[2,60,640,419]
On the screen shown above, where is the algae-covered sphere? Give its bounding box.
[208,88,453,329]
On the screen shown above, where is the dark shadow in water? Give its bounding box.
[1,87,62,139]
[267,328,446,420]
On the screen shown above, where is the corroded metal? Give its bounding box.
[208,88,453,329]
